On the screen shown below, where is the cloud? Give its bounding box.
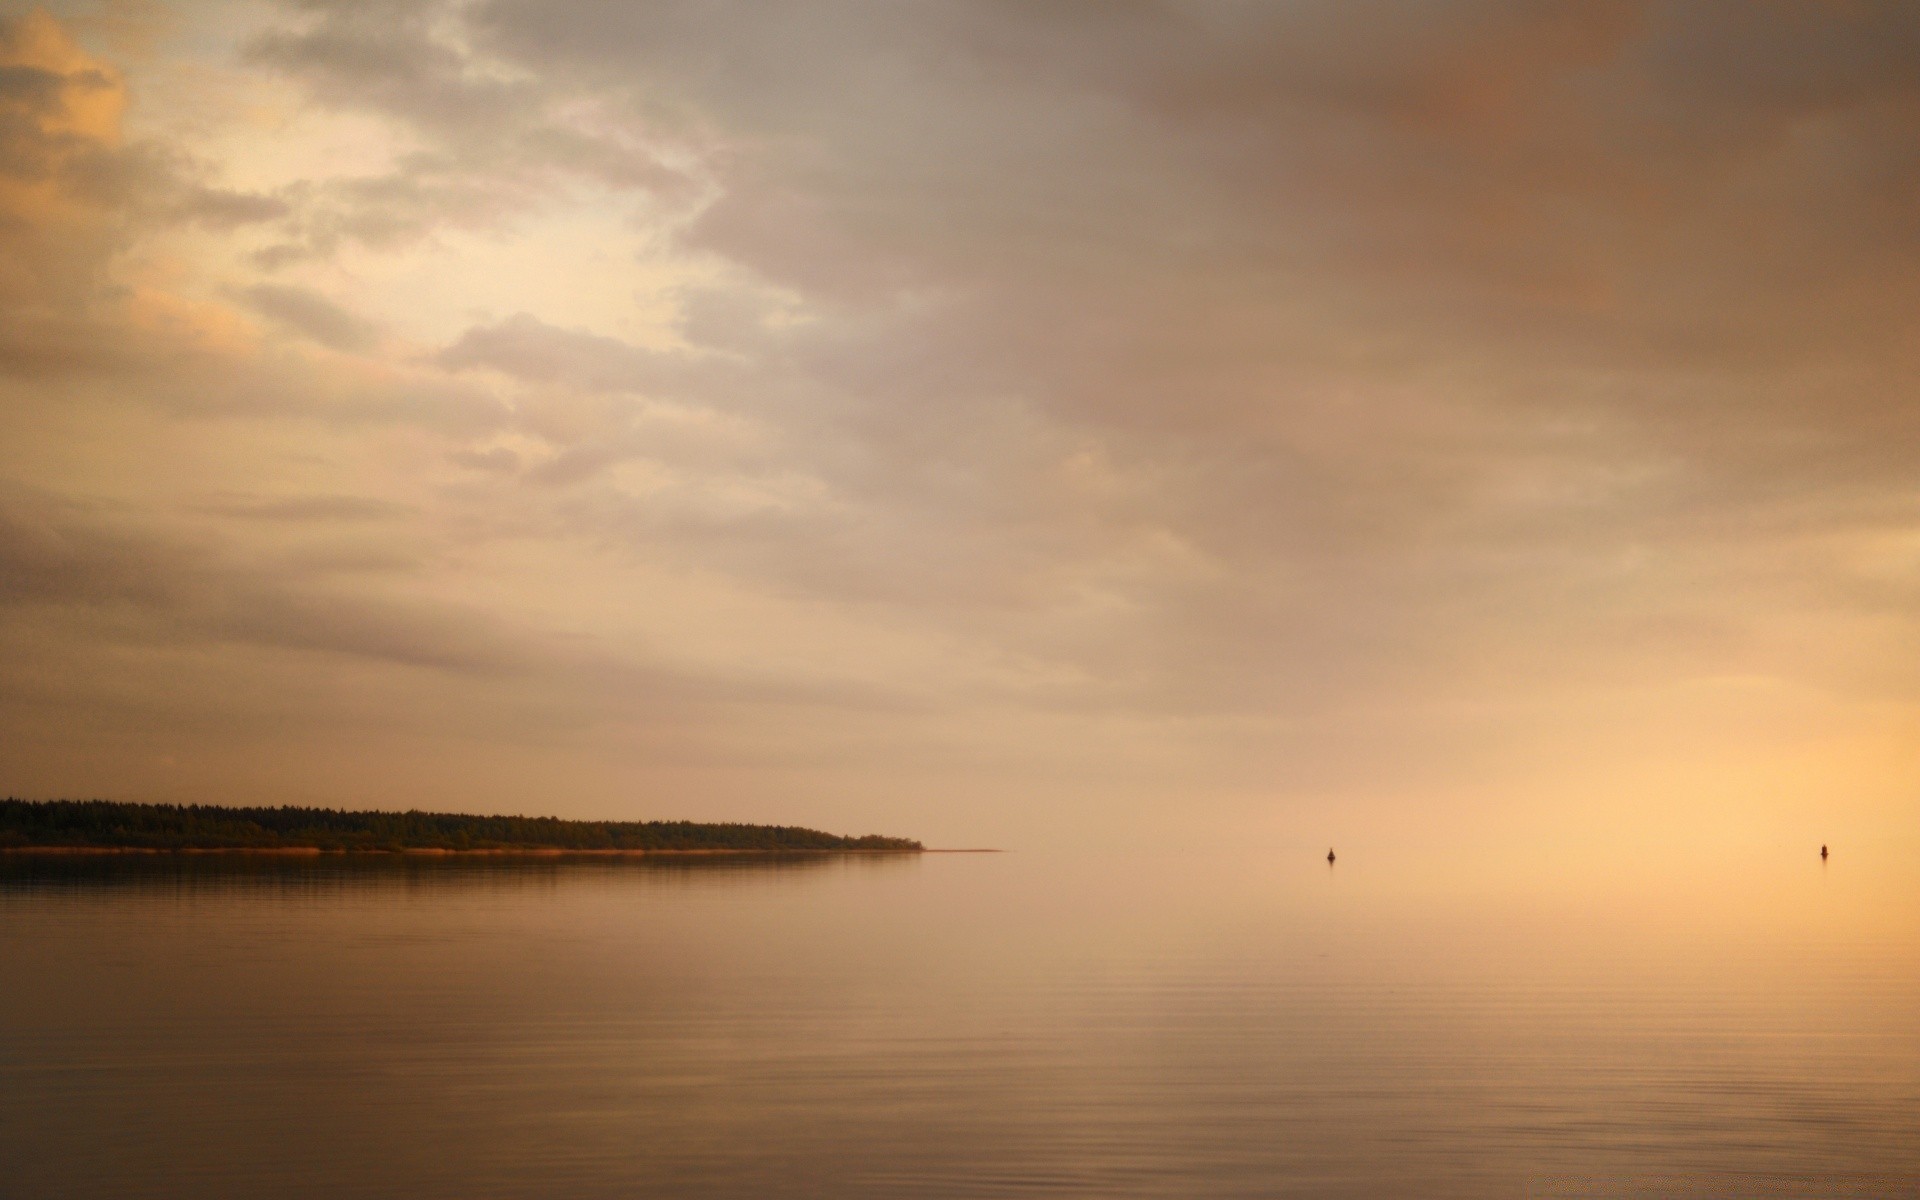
[420,0,1920,709]
[0,484,522,673]
[237,283,381,351]
[176,186,290,229]
[0,9,136,307]
[5,3,1920,838]
[194,493,415,522]
[437,312,681,391]
[233,0,703,266]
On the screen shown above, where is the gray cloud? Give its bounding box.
[237,284,381,352]
[176,186,290,229]
[235,0,702,266]
[438,313,685,392]
[7,2,1920,838]
[194,493,416,522]
[426,0,1920,705]
[0,485,522,673]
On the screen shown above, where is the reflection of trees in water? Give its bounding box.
[0,851,921,899]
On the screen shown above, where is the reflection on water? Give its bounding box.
[2,848,1917,1198]
[0,850,893,896]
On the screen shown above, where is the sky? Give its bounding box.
[2,0,1918,852]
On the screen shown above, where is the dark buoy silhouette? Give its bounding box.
[1327,848,1336,864]
[1821,844,1828,861]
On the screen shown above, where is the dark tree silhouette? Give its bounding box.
[0,799,920,852]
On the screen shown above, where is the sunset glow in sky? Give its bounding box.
[5,2,1919,851]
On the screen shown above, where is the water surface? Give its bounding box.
[3,847,1916,1198]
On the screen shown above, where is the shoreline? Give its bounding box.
[0,846,945,857]
[2,801,928,856]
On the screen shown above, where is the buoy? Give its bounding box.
[1327,848,1336,864]
[1821,844,1828,860]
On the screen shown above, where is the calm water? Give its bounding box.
[2,846,1917,1198]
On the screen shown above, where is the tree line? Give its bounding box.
[0,799,922,852]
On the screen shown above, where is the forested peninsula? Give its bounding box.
[0,800,922,854]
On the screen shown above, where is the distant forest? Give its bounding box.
[0,800,922,853]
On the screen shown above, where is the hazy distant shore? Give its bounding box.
[0,845,927,856]
[0,800,923,855]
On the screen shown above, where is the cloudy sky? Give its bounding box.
[4,1,1918,851]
